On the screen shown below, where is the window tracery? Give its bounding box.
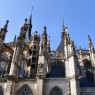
[50,87,62,95]
[15,85,32,95]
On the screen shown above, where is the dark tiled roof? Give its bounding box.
[56,38,64,54]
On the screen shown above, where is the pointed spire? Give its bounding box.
[27,10,33,40]
[62,19,65,32]
[61,19,68,39]
[28,10,32,25]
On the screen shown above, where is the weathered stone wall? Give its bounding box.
[13,79,37,95]
[0,81,7,95]
[43,78,69,95]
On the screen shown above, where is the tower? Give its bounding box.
[5,19,29,95]
[67,40,80,95]
[24,13,32,42]
[61,21,80,95]
[37,26,49,95]
[29,31,40,78]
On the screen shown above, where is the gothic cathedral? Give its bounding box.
[0,14,95,95]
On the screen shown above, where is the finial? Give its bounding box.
[35,31,38,35]
[43,26,47,33]
[88,35,92,44]
[4,20,9,30]
[44,26,46,30]
[24,18,27,24]
[65,27,68,32]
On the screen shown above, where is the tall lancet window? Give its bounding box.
[0,61,8,77]
[49,87,62,95]
[0,86,3,95]
[20,60,29,78]
[20,61,25,77]
[15,84,33,95]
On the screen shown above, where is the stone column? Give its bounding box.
[67,41,80,95]
[5,80,15,95]
[68,56,79,95]
[37,78,43,95]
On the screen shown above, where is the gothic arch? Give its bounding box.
[49,87,63,95]
[15,84,33,95]
[1,44,13,56]
[0,86,4,95]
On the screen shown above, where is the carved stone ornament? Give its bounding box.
[16,37,23,47]
[38,63,44,73]
[0,30,5,40]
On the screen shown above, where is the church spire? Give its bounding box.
[61,19,68,39]
[62,19,65,32]
[27,11,32,40]
[28,10,32,28]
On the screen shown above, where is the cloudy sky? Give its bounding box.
[0,0,95,50]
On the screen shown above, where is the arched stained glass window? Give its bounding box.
[50,87,62,95]
[0,86,3,95]
[15,84,33,95]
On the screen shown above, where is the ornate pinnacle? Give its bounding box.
[42,26,47,36]
[88,35,92,44]
[44,26,46,31]
[24,18,27,24]
[4,20,9,31]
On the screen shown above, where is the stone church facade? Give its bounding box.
[0,14,95,95]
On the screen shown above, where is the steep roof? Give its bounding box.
[56,38,64,54]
